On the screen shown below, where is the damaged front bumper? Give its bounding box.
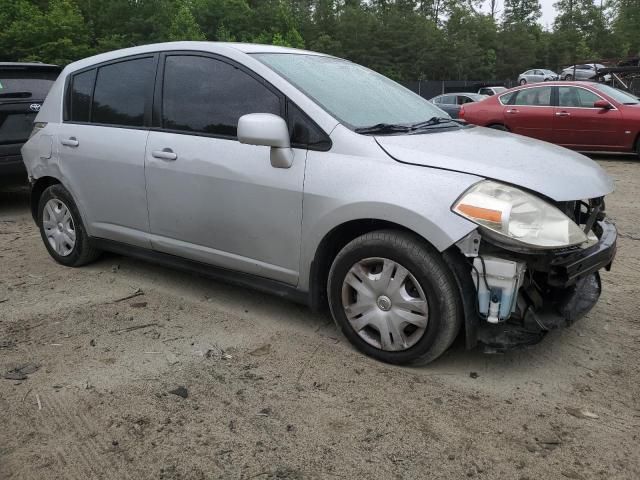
[446,220,617,351]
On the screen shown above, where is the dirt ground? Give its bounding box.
[1,156,639,480]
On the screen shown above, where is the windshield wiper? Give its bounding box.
[355,117,465,135]
[354,123,412,135]
[408,117,465,129]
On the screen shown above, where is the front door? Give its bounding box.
[144,53,306,285]
[553,86,624,149]
[503,85,554,142]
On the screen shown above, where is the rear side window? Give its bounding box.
[69,69,96,122]
[161,55,281,137]
[513,86,552,106]
[499,91,516,105]
[91,57,154,127]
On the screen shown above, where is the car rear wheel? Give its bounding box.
[519,79,527,85]
[38,184,101,267]
[327,230,462,365]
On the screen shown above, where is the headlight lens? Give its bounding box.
[453,180,587,248]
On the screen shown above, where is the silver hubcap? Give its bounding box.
[43,199,76,256]
[341,257,429,352]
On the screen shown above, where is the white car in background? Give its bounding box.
[477,86,507,96]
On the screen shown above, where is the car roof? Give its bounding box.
[510,81,596,88]
[62,41,329,74]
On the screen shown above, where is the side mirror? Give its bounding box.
[593,100,613,110]
[237,113,293,168]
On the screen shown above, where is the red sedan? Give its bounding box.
[460,81,640,157]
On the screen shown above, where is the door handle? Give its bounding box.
[555,111,571,117]
[506,109,519,114]
[61,137,79,147]
[152,148,177,161]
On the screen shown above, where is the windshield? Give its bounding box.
[253,53,446,129]
[592,84,639,104]
[492,87,507,93]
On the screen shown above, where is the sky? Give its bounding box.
[481,0,558,28]
[538,0,558,28]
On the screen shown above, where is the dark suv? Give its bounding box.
[1,62,61,184]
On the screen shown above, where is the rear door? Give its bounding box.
[553,86,624,148]
[57,55,156,248]
[503,85,555,141]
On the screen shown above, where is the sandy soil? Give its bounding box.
[1,157,639,480]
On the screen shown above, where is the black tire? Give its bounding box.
[519,79,527,85]
[565,74,573,81]
[327,230,462,365]
[37,184,101,267]
[488,124,509,131]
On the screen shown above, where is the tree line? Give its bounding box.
[1,0,638,81]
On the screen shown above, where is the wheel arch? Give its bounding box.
[306,217,466,313]
[30,176,62,221]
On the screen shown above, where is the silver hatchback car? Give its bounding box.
[22,42,617,364]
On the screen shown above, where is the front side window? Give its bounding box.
[254,53,444,129]
[92,57,154,127]
[558,87,600,108]
[514,86,552,106]
[162,55,280,137]
[69,69,96,122]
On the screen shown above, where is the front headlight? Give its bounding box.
[453,180,587,249]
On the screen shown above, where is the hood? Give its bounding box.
[375,126,614,202]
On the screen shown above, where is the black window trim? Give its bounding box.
[152,50,331,152]
[62,49,332,151]
[63,53,159,131]
[500,85,557,107]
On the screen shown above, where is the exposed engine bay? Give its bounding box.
[451,197,617,351]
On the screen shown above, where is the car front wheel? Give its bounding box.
[327,230,462,365]
[38,184,101,267]
[520,79,527,85]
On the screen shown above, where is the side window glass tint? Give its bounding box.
[287,100,330,150]
[500,92,516,104]
[576,88,600,107]
[70,69,96,122]
[559,87,600,107]
[92,57,154,127]
[162,55,281,137]
[514,87,552,106]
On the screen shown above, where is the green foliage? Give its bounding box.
[169,1,206,41]
[0,0,636,81]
